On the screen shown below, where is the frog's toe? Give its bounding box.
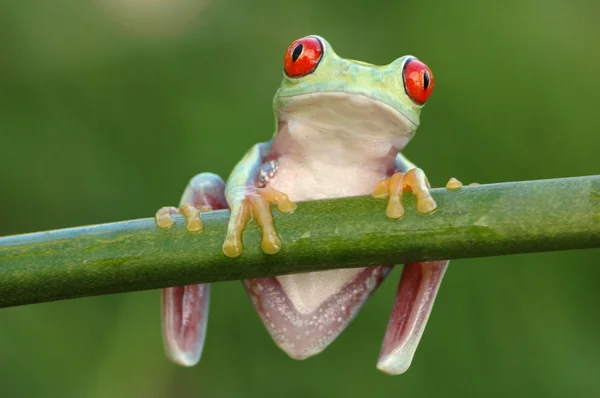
[257,186,297,213]
[373,168,437,219]
[445,177,463,190]
[260,232,282,254]
[180,203,204,232]
[222,232,245,258]
[155,206,179,228]
[222,200,252,258]
[416,195,437,214]
[377,260,449,375]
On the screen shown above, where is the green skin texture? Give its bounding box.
[274,37,421,126]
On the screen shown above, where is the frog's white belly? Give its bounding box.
[270,154,386,200]
[268,151,391,314]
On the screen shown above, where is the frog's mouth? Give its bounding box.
[277,92,418,142]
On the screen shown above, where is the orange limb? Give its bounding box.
[160,172,227,367]
[445,177,463,190]
[222,186,296,258]
[155,203,204,232]
[373,168,437,219]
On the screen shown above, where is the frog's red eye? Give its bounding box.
[284,36,323,78]
[403,58,434,105]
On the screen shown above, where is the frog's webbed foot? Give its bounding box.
[222,186,296,258]
[373,168,437,218]
[156,172,227,367]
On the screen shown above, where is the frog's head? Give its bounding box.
[273,35,434,149]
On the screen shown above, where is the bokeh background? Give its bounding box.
[0,0,599,397]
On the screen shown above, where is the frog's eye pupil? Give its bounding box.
[402,58,435,105]
[283,36,324,78]
[292,44,304,62]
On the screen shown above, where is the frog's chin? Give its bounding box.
[276,92,418,145]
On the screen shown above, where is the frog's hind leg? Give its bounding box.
[156,173,227,366]
[374,154,449,374]
[377,260,449,375]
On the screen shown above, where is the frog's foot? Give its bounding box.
[159,172,227,367]
[222,186,296,258]
[373,168,437,219]
[155,203,205,232]
[377,260,449,375]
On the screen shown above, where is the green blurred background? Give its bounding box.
[0,0,599,397]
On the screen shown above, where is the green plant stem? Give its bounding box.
[0,175,599,308]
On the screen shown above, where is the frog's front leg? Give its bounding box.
[374,153,450,375]
[373,156,437,218]
[221,142,296,258]
[156,172,228,366]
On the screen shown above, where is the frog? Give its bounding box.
[155,35,449,375]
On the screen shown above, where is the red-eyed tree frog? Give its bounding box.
[155,35,448,375]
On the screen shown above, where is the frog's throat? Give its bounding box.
[275,91,419,130]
